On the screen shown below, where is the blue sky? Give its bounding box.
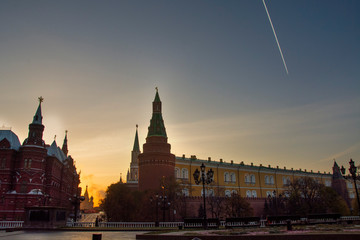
[0,0,359,203]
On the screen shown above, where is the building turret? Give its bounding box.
[127,125,141,183]
[138,88,175,191]
[62,130,68,156]
[24,97,45,146]
[331,160,351,207]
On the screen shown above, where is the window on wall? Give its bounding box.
[224,172,230,182]
[265,175,269,184]
[225,190,231,197]
[250,174,256,184]
[208,189,214,197]
[24,159,28,168]
[175,168,180,178]
[283,176,290,185]
[270,176,274,184]
[245,174,250,183]
[28,159,32,168]
[252,190,257,198]
[182,188,189,196]
[201,189,208,197]
[246,190,251,198]
[20,180,27,193]
[1,158,5,169]
[325,180,331,187]
[231,190,237,195]
[347,182,353,189]
[181,168,189,179]
[266,191,272,197]
[230,173,236,183]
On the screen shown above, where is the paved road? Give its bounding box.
[79,213,100,223]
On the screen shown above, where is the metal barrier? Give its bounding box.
[0,221,24,229]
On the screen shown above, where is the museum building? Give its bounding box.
[0,98,81,221]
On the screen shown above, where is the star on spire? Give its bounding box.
[38,96,44,104]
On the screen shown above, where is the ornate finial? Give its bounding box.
[54,135,56,141]
[155,87,158,92]
[65,130,68,136]
[136,124,138,129]
[38,96,44,104]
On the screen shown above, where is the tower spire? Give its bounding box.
[32,96,44,125]
[62,130,68,156]
[133,125,140,152]
[147,88,167,137]
[25,97,45,146]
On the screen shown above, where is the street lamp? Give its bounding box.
[193,163,214,229]
[349,159,360,215]
[69,194,85,223]
[150,195,160,227]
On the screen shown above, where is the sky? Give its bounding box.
[0,0,359,206]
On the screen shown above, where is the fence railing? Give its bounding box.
[0,221,24,229]
[2,216,359,230]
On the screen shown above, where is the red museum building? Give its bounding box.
[0,97,81,221]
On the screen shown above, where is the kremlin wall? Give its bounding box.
[127,89,359,217]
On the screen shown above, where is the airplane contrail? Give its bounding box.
[262,0,289,75]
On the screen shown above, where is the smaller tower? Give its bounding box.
[24,96,45,146]
[62,130,68,156]
[332,160,351,207]
[127,125,141,183]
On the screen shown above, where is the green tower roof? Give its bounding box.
[133,125,140,152]
[147,89,167,138]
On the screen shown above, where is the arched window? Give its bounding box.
[231,190,237,195]
[246,190,251,198]
[230,173,236,183]
[270,176,274,185]
[265,175,269,184]
[224,172,230,182]
[28,159,32,168]
[181,168,189,179]
[20,180,27,193]
[325,180,331,187]
[182,188,189,196]
[266,191,272,197]
[175,168,180,178]
[250,174,256,184]
[245,174,250,183]
[1,158,5,169]
[208,189,214,197]
[252,190,257,198]
[225,190,231,197]
[201,189,208,197]
[283,176,290,185]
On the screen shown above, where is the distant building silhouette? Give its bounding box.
[80,185,94,211]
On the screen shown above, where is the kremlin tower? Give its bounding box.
[138,88,175,191]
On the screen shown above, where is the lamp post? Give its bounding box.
[150,195,160,227]
[349,159,360,215]
[70,194,85,223]
[193,163,214,229]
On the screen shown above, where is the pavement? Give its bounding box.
[79,213,100,223]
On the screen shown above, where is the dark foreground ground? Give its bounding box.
[136,224,360,240]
